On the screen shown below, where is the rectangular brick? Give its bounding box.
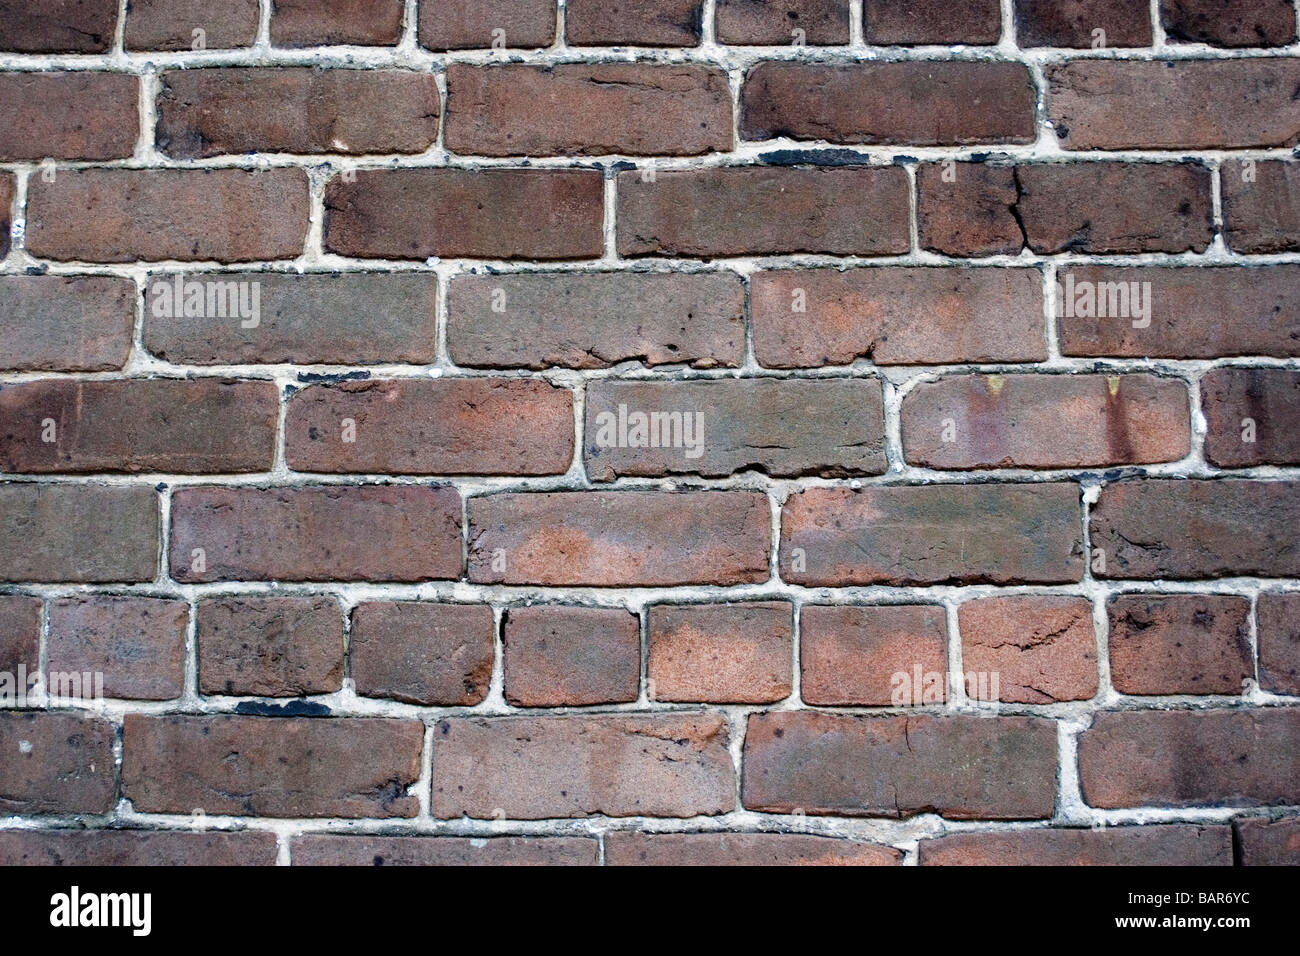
[959,595,1098,703]
[715,0,850,45]
[0,594,40,675]
[271,0,406,46]
[0,73,138,161]
[292,835,598,866]
[1160,0,1296,47]
[1254,592,1300,696]
[1107,594,1251,696]
[419,0,557,50]
[503,605,640,706]
[170,485,463,583]
[197,597,344,697]
[1,276,135,372]
[125,0,260,50]
[566,0,702,46]
[1014,0,1153,47]
[1202,368,1300,467]
[0,0,118,52]
[919,825,1232,865]
[351,602,494,705]
[1234,816,1300,865]
[0,829,279,865]
[863,0,1002,44]
[49,595,188,700]
[607,831,901,865]
[648,602,792,703]
[0,712,116,814]
[800,604,948,706]
[1223,160,1300,253]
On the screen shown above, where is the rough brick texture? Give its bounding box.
[0,73,138,161]
[920,825,1232,865]
[648,602,792,703]
[1257,593,1300,696]
[800,604,948,706]
[0,829,279,866]
[271,0,406,47]
[716,0,850,45]
[1222,160,1300,253]
[1106,594,1252,696]
[0,0,119,52]
[350,601,494,705]
[504,606,640,707]
[1160,0,1297,46]
[1202,368,1300,466]
[1,276,136,371]
[197,597,345,697]
[1014,0,1153,47]
[0,712,116,814]
[125,0,260,51]
[566,0,704,47]
[958,596,1099,703]
[607,831,901,865]
[865,0,1002,44]
[48,595,188,700]
[420,0,557,50]
[292,835,598,866]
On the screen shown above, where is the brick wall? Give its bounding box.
[0,0,1298,866]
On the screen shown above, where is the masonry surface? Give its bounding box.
[0,0,1298,867]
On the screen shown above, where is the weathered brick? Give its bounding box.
[1160,0,1296,46]
[1107,594,1251,696]
[919,825,1232,865]
[901,373,1191,469]
[0,712,116,814]
[1222,160,1300,253]
[585,378,885,480]
[286,379,574,476]
[325,168,604,260]
[781,484,1083,586]
[433,714,735,818]
[123,714,424,817]
[292,835,599,866]
[468,491,770,586]
[0,594,40,675]
[351,602,494,706]
[0,379,279,474]
[197,597,344,697]
[0,73,138,161]
[617,166,910,257]
[959,596,1097,703]
[607,831,901,865]
[158,69,439,157]
[1235,816,1300,865]
[916,162,1023,257]
[170,485,463,583]
[503,606,640,706]
[125,0,260,50]
[271,0,406,46]
[447,271,745,370]
[1091,480,1300,579]
[27,168,310,263]
[566,0,702,46]
[741,62,1035,145]
[0,829,279,865]
[0,0,118,52]
[0,484,158,583]
[743,712,1058,819]
[752,267,1047,368]
[1014,0,1153,47]
[1202,368,1300,467]
[715,0,849,45]
[648,602,792,703]
[1079,708,1300,808]
[419,0,556,50]
[1,276,135,372]
[800,604,947,706]
[1048,59,1300,149]
[49,595,188,701]
[0,172,10,257]
[863,0,1002,44]
[1256,592,1300,696]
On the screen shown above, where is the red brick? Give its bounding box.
[1048,59,1300,149]
[715,0,849,45]
[0,379,279,474]
[351,602,494,705]
[1160,0,1296,46]
[1256,592,1300,696]
[648,602,792,703]
[0,276,135,372]
[197,597,344,697]
[325,168,604,260]
[919,825,1232,865]
[741,62,1035,145]
[419,0,556,50]
[0,73,138,161]
[863,0,1002,44]
[1107,594,1251,696]
[1202,368,1300,467]
[0,829,279,865]
[902,373,1190,469]
[503,606,640,706]
[1091,479,1300,579]
[752,267,1047,368]
[959,596,1097,703]
[617,166,910,257]
[566,0,703,46]
[0,484,158,583]
[158,69,439,158]
[1078,708,1300,808]
[743,712,1057,819]
[49,595,188,701]
[0,712,116,814]
[468,490,770,586]
[286,378,574,476]
[916,162,1023,256]
[1014,0,1153,47]
[125,0,260,50]
[447,271,745,370]
[432,713,735,818]
[781,484,1083,586]
[1222,160,1300,253]
[800,604,948,706]
[607,831,901,865]
[1235,816,1300,865]
[292,835,598,866]
[271,0,406,46]
[123,714,424,817]
[27,168,310,263]
[170,485,463,583]
[0,594,40,675]
[0,0,118,52]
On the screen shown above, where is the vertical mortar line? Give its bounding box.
[1186,370,1207,468]
[303,166,328,262]
[484,603,508,711]
[273,379,290,476]
[401,0,420,52]
[257,0,274,51]
[123,272,149,373]
[114,0,129,54]
[555,0,568,50]
[1209,157,1227,254]
[639,604,651,705]
[1042,261,1061,362]
[434,65,448,155]
[943,598,967,708]
[849,0,864,48]
[136,69,159,160]
[788,596,802,706]
[9,167,28,262]
[701,0,717,46]
[1055,717,1088,823]
[601,167,618,263]
[1149,0,1167,49]
[156,483,172,588]
[881,374,907,472]
[434,263,453,367]
[728,66,744,156]
[275,832,292,866]
[36,597,49,709]
[740,270,757,371]
[596,830,606,866]
[998,0,1016,47]
[181,595,200,706]
[905,162,920,255]
[1248,589,1261,693]
[416,719,436,820]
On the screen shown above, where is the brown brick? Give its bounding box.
[917,162,1023,257]
[197,597,344,697]
[271,0,406,46]
[170,485,462,583]
[503,606,640,706]
[49,595,188,701]
[1223,160,1300,253]
[433,713,735,819]
[419,0,556,50]
[648,602,792,703]
[447,271,745,370]
[292,835,599,865]
[1255,592,1300,696]
[752,267,1047,368]
[863,0,1002,44]
[781,484,1083,586]
[1107,594,1251,696]
[743,712,1057,819]
[0,73,138,161]
[27,168,310,263]
[0,276,135,372]
[325,168,603,260]
[715,0,849,45]
[1160,0,1296,46]
[607,831,901,866]
[158,69,439,158]
[0,0,118,52]
[143,272,439,366]
[351,602,494,706]
[1203,368,1300,467]
[0,594,40,675]
[959,596,1098,704]
[567,0,702,46]
[1048,60,1300,149]
[0,829,279,865]
[286,379,574,476]
[741,62,1035,145]
[617,166,910,257]
[585,378,885,480]
[0,484,158,583]
[800,604,948,706]
[0,712,116,814]
[468,491,770,586]
[919,825,1232,865]
[1078,708,1300,808]
[902,373,1190,469]
[1014,0,1153,47]
[1091,479,1300,579]
[1235,816,1300,865]
[123,714,424,817]
[0,379,279,474]
[125,0,260,50]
